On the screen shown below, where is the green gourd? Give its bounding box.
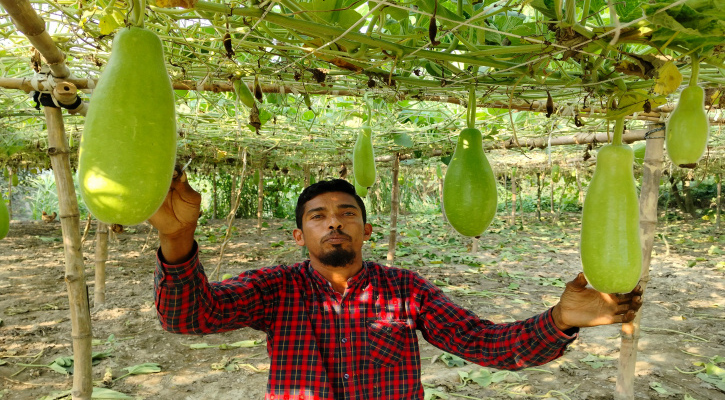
[354,178,368,198]
[580,119,641,293]
[353,126,376,188]
[666,59,709,168]
[79,27,177,226]
[442,128,497,237]
[0,195,9,239]
[11,174,18,187]
[233,79,255,108]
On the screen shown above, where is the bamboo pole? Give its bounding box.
[386,153,400,265]
[510,168,517,227]
[257,167,264,235]
[212,168,218,220]
[44,106,92,400]
[6,168,13,221]
[615,123,665,400]
[94,221,108,307]
[717,174,722,231]
[536,172,542,221]
[0,0,69,78]
[2,77,723,123]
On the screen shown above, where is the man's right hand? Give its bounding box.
[148,166,202,264]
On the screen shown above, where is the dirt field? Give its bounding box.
[1,214,723,400]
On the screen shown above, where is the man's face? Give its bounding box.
[293,191,372,268]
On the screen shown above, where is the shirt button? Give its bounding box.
[341,338,347,343]
[344,373,350,379]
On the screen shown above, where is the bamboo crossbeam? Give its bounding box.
[374,128,652,163]
[0,0,70,78]
[2,77,723,124]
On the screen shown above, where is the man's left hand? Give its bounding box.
[552,273,643,331]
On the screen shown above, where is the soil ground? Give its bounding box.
[1,213,723,400]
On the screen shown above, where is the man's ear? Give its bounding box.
[363,223,373,240]
[293,228,305,246]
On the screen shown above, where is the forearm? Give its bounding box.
[154,251,276,334]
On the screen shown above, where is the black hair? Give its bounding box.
[295,179,367,229]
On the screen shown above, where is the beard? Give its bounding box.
[318,245,357,267]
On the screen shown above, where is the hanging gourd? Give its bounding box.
[666,57,709,169]
[354,178,368,198]
[443,87,497,237]
[79,25,177,226]
[352,107,376,188]
[0,195,9,240]
[580,116,642,293]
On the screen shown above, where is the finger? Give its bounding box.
[567,272,588,290]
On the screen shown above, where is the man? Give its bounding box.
[149,172,643,400]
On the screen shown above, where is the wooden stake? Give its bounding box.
[6,168,12,220]
[387,153,400,265]
[94,221,108,307]
[304,164,311,187]
[212,167,218,220]
[615,124,664,400]
[510,168,517,227]
[536,172,542,221]
[44,106,92,400]
[717,173,721,230]
[257,167,264,235]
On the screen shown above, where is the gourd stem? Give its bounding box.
[130,0,145,28]
[689,57,700,87]
[467,86,476,129]
[613,117,624,146]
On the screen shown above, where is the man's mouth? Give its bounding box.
[323,233,351,244]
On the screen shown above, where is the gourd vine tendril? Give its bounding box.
[467,86,476,129]
[613,116,624,146]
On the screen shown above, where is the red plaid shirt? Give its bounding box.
[155,243,578,399]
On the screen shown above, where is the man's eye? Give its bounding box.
[311,215,322,219]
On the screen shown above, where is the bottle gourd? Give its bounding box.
[442,128,497,237]
[580,118,641,293]
[0,195,9,240]
[79,27,177,226]
[353,126,376,188]
[666,58,709,168]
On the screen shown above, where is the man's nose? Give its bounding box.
[327,215,343,229]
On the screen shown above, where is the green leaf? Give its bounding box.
[423,388,449,400]
[393,133,414,148]
[439,352,467,367]
[90,388,134,399]
[649,381,671,394]
[123,363,161,375]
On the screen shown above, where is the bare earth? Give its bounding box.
[1,214,723,400]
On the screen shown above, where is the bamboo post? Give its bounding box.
[212,167,218,220]
[387,153,400,265]
[536,172,542,221]
[44,106,93,400]
[94,221,108,307]
[257,167,264,235]
[550,171,555,216]
[304,164,311,187]
[211,150,248,280]
[6,168,13,220]
[510,168,517,227]
[615,124,665,400]
[716,174,721,230]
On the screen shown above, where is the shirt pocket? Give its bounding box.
[367,319,411,367]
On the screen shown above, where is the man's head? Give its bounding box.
[295,179,366,229]
[293,179,372,268]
